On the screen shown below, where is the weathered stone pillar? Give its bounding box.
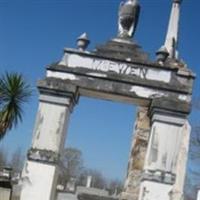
[170,120,191,200]
[20,79,79,200]
[138,99,191,200]
[121,107,150,200]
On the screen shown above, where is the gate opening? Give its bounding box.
[66,97,136,182]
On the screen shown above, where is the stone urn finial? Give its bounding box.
[173,0,182,4]
[118,0,140,39]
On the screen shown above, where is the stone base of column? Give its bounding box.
[122,107,150,200]
[138,181,172,200]
[120,170,141,200]
[20,160,58,200]
[120,192,138,200]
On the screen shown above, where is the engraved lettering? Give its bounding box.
[70,55,150,79]
[130,67,140,76]
[108,61,117,73]
[140,68,147,79]
[92,59,104,70]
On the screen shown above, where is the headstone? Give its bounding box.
[66,177,76,192]
[0,167,12,200]
[197,190,200,200]
[86,176,92,188]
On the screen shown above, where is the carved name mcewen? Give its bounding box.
[62,53,171,83]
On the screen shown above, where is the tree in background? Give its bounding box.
[78,169,107,189]
[0,73,31,140]
[59,147,124,193]
[184,126,200,200]
[108,179,123,195]
[59,147,84,185]
[79,169,123,194]
[184,99,200,200]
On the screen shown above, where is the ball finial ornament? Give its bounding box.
[156,46,169,63]
[77,33,90,51]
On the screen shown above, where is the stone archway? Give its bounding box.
[20,1,195,200]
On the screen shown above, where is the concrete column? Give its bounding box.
[20,80,79,200]
[138,105,190,200]
[121,107,150,200]
[170,120,191,200]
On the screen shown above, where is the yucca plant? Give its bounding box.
[0,73,31,140]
